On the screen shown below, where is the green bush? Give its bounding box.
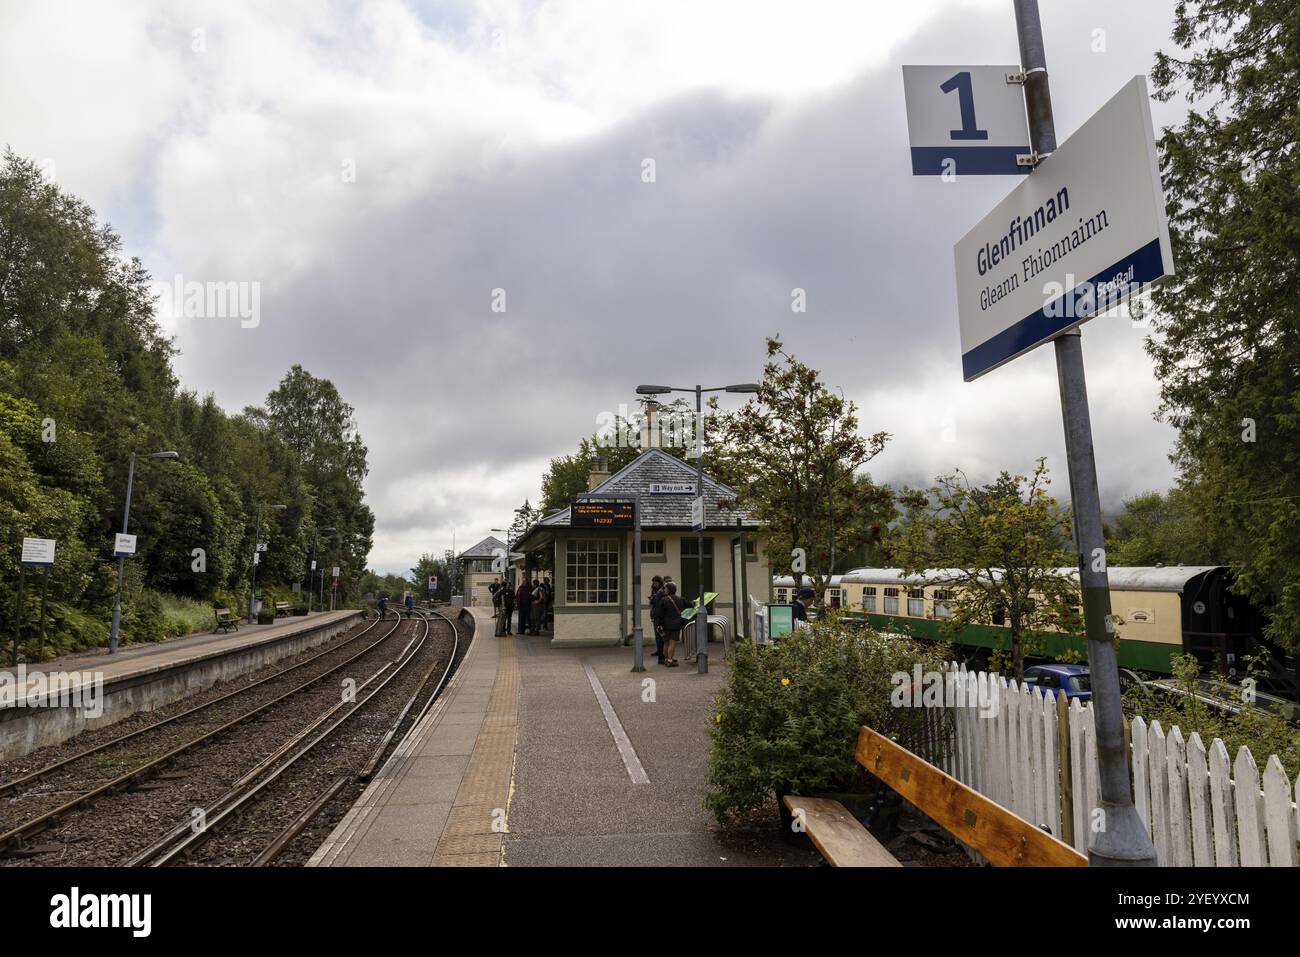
[705,615,950,826]
[158,593,217,638]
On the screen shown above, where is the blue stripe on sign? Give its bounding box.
[910,146,1031,176]
[962,238,1167,381]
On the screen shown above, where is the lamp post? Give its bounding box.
[248,503,287,624]
[109,450,180,654]
[636,382,759,673]
[307,526,335,614]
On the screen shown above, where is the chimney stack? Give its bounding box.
[587,455,610,491]
[639,399,660,450]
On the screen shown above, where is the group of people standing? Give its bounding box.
[490,576,552,637]
[648,575,688,667]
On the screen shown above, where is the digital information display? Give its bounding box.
[571,500,635,528]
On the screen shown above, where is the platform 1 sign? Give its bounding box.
[113,533,137,558]
[903,65,1031,175]
[955,76,1174,381]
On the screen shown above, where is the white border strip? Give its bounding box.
[583,663,650,785]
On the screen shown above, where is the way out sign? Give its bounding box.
[955,76,1173,380]
[903,65,1030,175]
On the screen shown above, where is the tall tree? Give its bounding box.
[709,337,889,603]
[891,460,1081,679]
[1148,1,1300,649]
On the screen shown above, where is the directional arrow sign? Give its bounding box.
[955,76,1174,380]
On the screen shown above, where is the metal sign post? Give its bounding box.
[1013,0,1155,866]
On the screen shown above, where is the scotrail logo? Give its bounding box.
[0,666,103,718]
[49,888,151,938]
[890,665,1000,718]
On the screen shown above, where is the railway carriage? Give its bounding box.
[774,566,1297,696]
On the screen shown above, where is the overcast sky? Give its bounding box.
[1,0,1188,574]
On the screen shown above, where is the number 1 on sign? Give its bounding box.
[940,71,989,141]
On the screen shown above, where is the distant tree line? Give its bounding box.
[0,151,374,656]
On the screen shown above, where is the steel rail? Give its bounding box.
[0,611,406,855]
[0,611,381,799]
[132,610,451,866]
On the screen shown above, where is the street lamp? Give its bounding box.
[109,451,180,654]
[634,382,759,673]
[248,503,287,623]
[307,526,336,614]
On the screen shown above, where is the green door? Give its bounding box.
[680,537,714,606]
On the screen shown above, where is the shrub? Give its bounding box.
[158,593,217,638]
[705,615,950,825]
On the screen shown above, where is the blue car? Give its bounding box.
[1021,664,1092,701]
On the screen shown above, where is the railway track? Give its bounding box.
[130,607,463,867]
[0,610,415,861]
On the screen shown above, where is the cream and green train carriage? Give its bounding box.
[777,566,1293,690]
[771,575,844,607]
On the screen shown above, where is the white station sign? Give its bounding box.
[114,533,137,557]
[690,496,704,530]
[903,65,1031,176]
[21,538,56,566]
[955,76,1174,381]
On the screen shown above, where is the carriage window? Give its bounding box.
[827,588,842,608]
[907,588,925,617]
[862,586,877,613]
[883,587,899,615]
[991,607,1006,626]
[934,590,954,619]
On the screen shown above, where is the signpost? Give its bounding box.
[113,533,137,558]
[955,76,1174,381]
[14,539,57,665]
[903,65,1031,175]
[649,482,694,495]
[690,495,704,531]
[906,1,1160,866]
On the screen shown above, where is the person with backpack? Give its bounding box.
[654,582,687,667]
[530,579,547,634]
[501,577,515,635]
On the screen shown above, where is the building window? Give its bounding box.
[640,539,665,555]
[744,540,757,556]
[566,539,619,604]
[883,587,899,615]
[907,588,925,617]
[862,586,877,613]
[934,590,954,619]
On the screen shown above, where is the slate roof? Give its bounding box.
[521,449,759,546]
[460,535,507,559]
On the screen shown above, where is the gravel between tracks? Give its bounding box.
[0,612,466,866]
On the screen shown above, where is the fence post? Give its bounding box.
[1056,690,1073,849]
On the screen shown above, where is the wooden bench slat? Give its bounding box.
[782,795,902,867]
[855,726,1087,867]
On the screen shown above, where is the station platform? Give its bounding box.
[0,610,361,760]
[0,609,360,704]
[311,608,801,867]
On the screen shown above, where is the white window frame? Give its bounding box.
[565,538,620,605]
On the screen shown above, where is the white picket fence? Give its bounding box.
[934,664,1300,866]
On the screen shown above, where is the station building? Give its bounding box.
[512,447,770,647]
[459,535,507,608]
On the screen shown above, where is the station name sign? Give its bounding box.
[954,76,1174,381]
[571,500,635,528]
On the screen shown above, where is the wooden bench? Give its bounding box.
[781,795,902,867]
[274,601,291,618]
[213,607,240,633]
[788,725,1088,867]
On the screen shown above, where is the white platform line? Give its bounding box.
[583,662,650,785]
